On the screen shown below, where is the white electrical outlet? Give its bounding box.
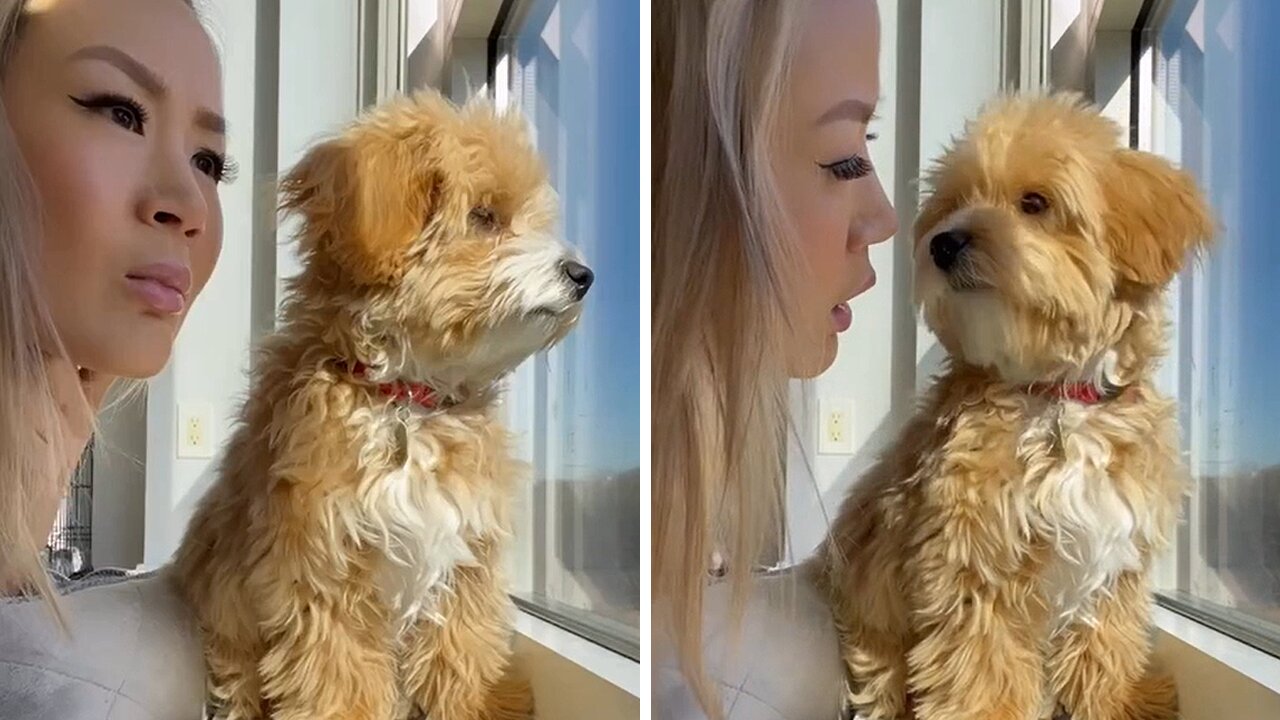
[177,402,215,459]
[817,397,856,455]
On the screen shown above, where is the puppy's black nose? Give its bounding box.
[930,230,971,272]
[562,261,594,300]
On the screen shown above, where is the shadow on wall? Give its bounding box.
[1200,466,1280,624]
[1049,0,1102,96]
[533,468,641,628]
[408,19,447,93]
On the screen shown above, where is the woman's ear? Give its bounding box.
[1102,149,1215,287]
[279,135,437,286]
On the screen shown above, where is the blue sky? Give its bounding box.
[1162,0,1280,472]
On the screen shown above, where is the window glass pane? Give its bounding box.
[1151,0,1280,652]
[499,0,640,656]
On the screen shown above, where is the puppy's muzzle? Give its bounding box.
[930,230,971,272]
[561,260,594,301]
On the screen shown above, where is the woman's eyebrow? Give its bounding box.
[195,108,226,136]
[67,44,227,136]
[68,44,166,97]
[815,98,879,126]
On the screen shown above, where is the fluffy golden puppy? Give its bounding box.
[169,90,592,720]
[816,93,1214,720]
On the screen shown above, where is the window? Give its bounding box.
[1142,0,1280,657]
[493,0,641,659]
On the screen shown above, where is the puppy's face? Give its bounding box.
[280,92,590,385]
[913,94,1214,381]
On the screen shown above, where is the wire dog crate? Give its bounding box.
[44,441,94,579]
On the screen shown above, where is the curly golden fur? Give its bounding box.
[168,90,589,720]
[816,94,1215,720]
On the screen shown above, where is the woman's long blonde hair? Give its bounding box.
[0,0,79,611]
[0,0,197,614]
[653,0,810,716]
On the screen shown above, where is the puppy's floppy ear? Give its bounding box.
[279,135,436,285]
[1102,148,1215,287]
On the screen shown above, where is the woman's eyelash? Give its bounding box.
[197,150,239,184]
[818,155,873,181]
[70,93,149,134]
[218,154,239,184]
[867,132,880,142]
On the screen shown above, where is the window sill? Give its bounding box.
[1153,605,1280,694]
[1152,606,1280,719]
[513,609,640,698]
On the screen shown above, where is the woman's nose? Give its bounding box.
[138,156,209,240]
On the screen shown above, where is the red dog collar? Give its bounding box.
[1024,382,1108,405]
[1024,381,1126,404]
[340,361,441,410]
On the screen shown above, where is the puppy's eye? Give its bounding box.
[1020,192,1050,215]
[469,206,500,231]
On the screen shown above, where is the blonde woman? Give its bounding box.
[0,0,228,715]
[654,0,896,718]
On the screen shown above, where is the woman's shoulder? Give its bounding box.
[0,569,206,719]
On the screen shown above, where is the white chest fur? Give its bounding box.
[1019,403,1150,633]
[350,407,499,634]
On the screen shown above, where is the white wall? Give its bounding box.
[91,390,146,568]
[785,0,1010,561]
[276,0,362,298]
[141,1,363,568]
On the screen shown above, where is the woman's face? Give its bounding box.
[775,0,897,378]
[3,0,227,379]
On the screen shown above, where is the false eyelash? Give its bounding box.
[818,154,873,181]
[199,150,239,184]
[70,93,150,130]
[220,155,240,184]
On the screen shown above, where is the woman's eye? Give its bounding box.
[110,106,140,132]
[818,155,873,181]
[194,151,237,184]
[70,94,149,135]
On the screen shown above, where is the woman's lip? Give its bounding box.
[841,266,877,304]
[854,265,877,296]
[126,277,185,315]
[830,266,876,334]
[831,302,852,333]
[126,262,192,296]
